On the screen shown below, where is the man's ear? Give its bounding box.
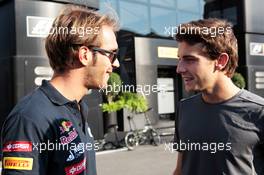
[78,46,92,66]
[215,53,229,70]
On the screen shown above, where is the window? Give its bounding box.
[99,0,204,35]
[120,1,150,34]
[151,7,177,36]
[150,0,175,8]
[177,0,200,13]
[177,11,201,25]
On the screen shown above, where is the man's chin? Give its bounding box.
[86,82,107,90]
[94,83,108,90]
[185,87,201,93]
[185,89,192,93]
[184,86,196,93]
[100,82,108,88]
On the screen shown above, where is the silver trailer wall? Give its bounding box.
[121,37,179,131]
[242,0,264,97]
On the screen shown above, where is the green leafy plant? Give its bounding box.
[101,73,148,113]
[231,72,246,89]
[102,91,148,113]
[101,100,124,113]
[119,92,148,113]
[101,72,122,113]
[104,72,122,103]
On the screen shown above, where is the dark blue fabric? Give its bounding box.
[1,80,97,175]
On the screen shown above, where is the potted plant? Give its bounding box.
[101,72,122,132]
[231,72,246,89]
[119,92,148,113]
[101,73,148,131]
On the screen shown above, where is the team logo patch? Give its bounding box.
[66,143,84,162]
[3,141,32,152]
[3,157,33,170]
[60,128,78,145]
[65,158,86,175]
[60,121,73,134]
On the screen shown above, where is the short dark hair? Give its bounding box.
[175,18,238,77]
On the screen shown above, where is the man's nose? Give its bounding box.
[112,58,120,68]
[176,61,186,74]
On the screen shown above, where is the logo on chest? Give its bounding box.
[60,128,78,145]
[60,121,73,134]
[59,120,79,145]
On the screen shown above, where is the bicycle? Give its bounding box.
[124,108,161,150]
[102,124,127,150]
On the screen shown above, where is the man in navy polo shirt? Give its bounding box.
[1,5,119,175]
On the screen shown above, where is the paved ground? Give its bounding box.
[0,145,177,175]
[96,144,177,175]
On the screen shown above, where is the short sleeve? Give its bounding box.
[1,113,48,175]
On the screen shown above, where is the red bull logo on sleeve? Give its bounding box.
[3,141,32,152]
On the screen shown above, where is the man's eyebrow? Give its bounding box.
[181,55,198,59]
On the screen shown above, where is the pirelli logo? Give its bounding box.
[3,157,33,170]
